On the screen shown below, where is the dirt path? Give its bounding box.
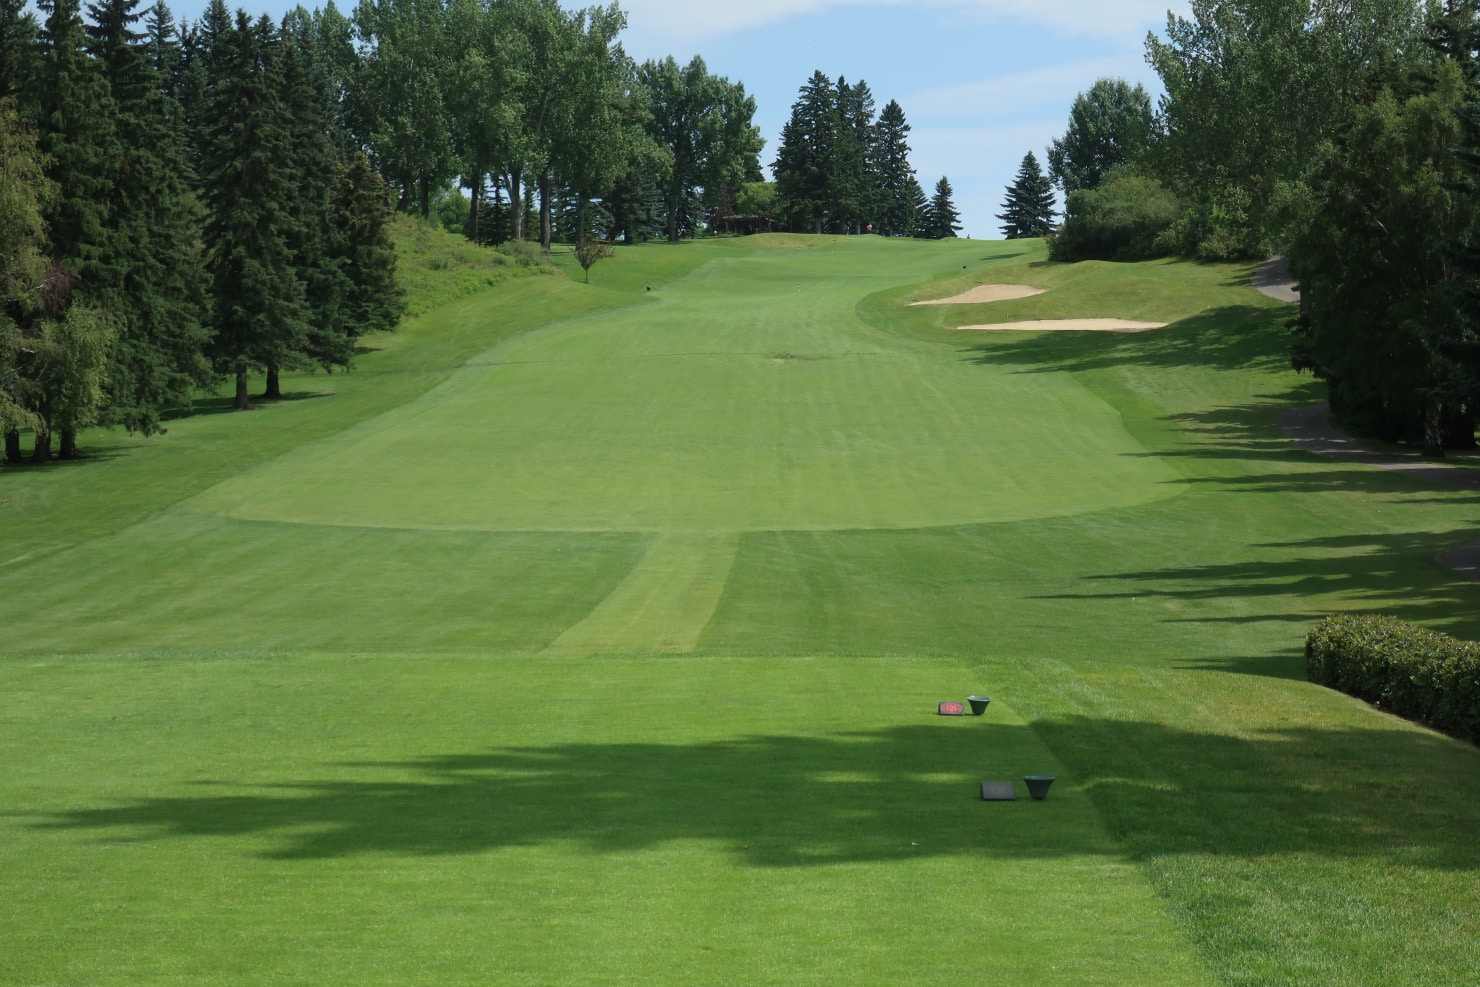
[1279,402,1480,579]
[1254,257,1300,303]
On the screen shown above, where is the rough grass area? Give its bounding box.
[392,214,553,317]
[2,235,1478,986]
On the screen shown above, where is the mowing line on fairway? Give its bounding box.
[544,531,740,654]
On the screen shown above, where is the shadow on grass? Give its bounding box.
[965,305,1292,375]
[0,445,131,470]
[1037,531,1480,637]
[168,390,333,421]
[27,719,1480,870]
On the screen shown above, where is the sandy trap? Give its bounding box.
[909,284,1045,306]
[956,318,1167,333]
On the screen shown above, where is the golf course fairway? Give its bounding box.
[1,234,1477,986]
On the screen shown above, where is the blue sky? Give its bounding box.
[166,0,1190,237]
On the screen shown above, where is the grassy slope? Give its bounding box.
[1,234,1478,986]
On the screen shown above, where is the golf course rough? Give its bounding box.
[2,234,1478,987]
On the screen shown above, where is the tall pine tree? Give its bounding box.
[997,152,1056,239]
[272,18,351,393]
[200,13,309,410]
[0,0,39,99]
[332,152,404,340]
[773,71,840,233]
[924,175,961,239]
[31,0,118,458]
[870,99,915,236]
[0,97,51,463]
[86,0,211,438]
[831,76,871,233]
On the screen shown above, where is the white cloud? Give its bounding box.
[904,55,1155,123]
[609,0,1187,48]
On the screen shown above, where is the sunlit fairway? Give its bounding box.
[2,235,1478,985]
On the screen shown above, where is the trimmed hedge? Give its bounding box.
[1306,614,1480,742]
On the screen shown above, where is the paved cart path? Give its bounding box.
[1279,402,1480,578]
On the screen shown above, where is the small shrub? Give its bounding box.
[1306,614,1480,742]
[496,240,544,267]
[1047,171,1182,262]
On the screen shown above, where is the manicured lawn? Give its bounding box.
[1,233,1477,985]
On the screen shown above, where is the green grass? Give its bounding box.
[391,214,553,317]
[2,234,1478,985]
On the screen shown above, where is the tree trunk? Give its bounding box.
[1423,397,1446,458]
[59,429,77,459]
[263,365,282,400]
[538,166,553,254]
[31,428,51,464]
[667,195,680,243]
[466,174,483,242]
[509,169,523,241]
[419,176,431,220]
[3,429,20,464]
[235,364,253,411]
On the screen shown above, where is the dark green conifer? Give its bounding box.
[832,76,872,233]
[200,13,309,410]
[0,0,40,100]
[997,152,1056,239]
[272,20,351,392]
[903,175,928,237]
[870,99,915,236]
[925,175,962,239]
[0,97,52,463]
[774,71,839,233]
[332,152,403,336]
[85,0,211,436]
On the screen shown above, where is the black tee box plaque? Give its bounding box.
[981,781,1016,801]
[938,701,966,716]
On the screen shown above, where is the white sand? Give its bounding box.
[955,319,1167,333]
[909,284,1045,306]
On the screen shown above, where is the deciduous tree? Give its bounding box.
[1046,77,1153,195]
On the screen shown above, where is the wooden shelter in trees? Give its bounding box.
[720,214,775,235]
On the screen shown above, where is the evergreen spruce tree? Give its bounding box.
[773,71,838,233]
[832,76,871,233]
[177,0,230,184]
[606,164,664,243]
[332,151,404,335]
[32,0,120,457]
[0,0,39,100]
[0,97,52,463]
[272,21,351,393]
[143,1,182,97]
[903,174,928,237]
[200,12,309,410]
[997,152,1056,239]
[925,175,962,239]
[870,99,915,236]
[85,0,211,438]
[35,0,114,284]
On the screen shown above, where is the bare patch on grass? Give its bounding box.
[955,319,1167,333]
[910,284,1045,306]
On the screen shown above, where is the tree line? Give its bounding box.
[770,71,961,239]
[0,0,773,464]
[1001,0,1480,455]
[0,0,405,463]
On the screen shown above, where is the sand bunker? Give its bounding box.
[910,284,1045,306]
[955,319,1167,333]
